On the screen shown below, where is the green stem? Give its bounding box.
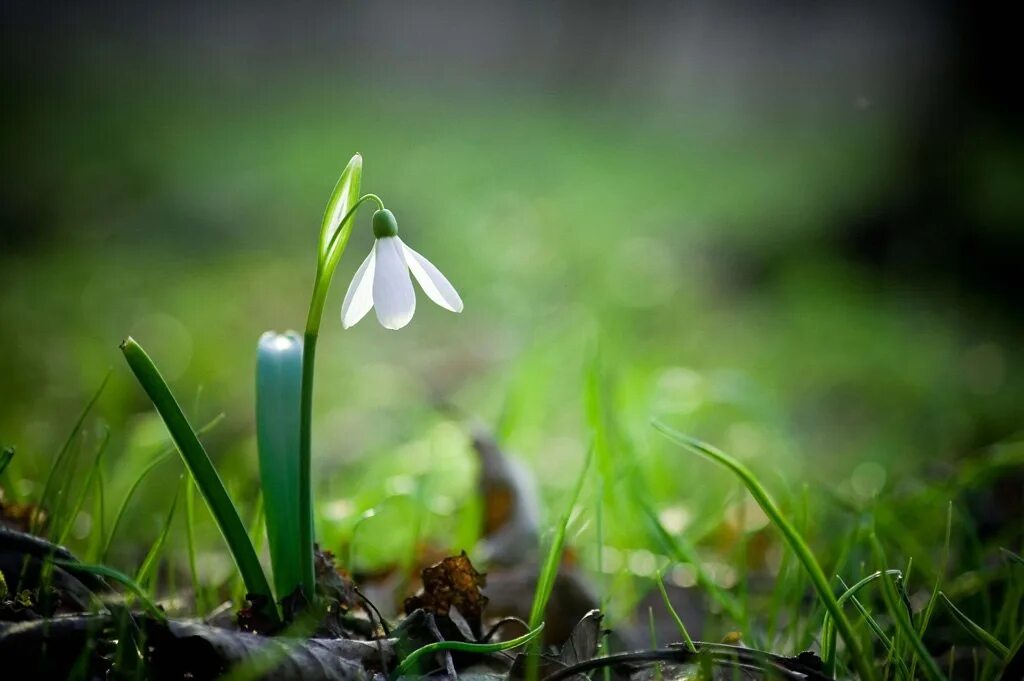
[298,191,384,601]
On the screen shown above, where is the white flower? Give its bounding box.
[340,209,463,330]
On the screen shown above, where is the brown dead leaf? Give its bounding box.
[404,551,488,631]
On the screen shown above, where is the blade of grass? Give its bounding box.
[652,420,876,681]
[1001,548,1024,569]
[992,549,1024,657]
[939,592,1009,659]
[56,426,111,546]
[54,559,166,623]
[392,623,544,680]
[840,580,912,681]
[87,466,106,562]
[184,475,206,615]
[32,371,111,535]
[104,451,174,559]
[528,446,593,628]
[868,532,946,681]
[103,413,224,561]
[821,569,902,673]
[888,557,914,672]
[637,498,744,624]
[595,475,612,681]
[998,627,1024,680]
[791,483,813,651]
[733,486,753,645]
[525,446,592,681]
[655,569,696,652]
[120,337,278,626]
[46,433,87,556]
[912,502,953,679]
[135,474,185,588]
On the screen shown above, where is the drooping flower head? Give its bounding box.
[341,209,463,330]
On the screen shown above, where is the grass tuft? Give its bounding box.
[652,419,877,681]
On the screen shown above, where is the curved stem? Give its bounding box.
[297,192,383,601]
[321,193,384,271]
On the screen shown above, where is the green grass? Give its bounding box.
[653,420,876,681]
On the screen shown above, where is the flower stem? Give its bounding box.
[297,191,384,602]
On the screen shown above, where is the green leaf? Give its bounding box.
[255,331,304,602]
[318,153,363,275]
[120,337,279,627]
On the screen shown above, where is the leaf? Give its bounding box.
[448,605,477,642]
[256,331,304,602]
[405,552,489,636]
[120,337,279,627]
[558,609,603,666]
[940,592,1009,659]
[318,154,364,274]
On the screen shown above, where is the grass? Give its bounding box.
[527,445,593,630]
[655,568,696,652]
[54,559,167,623]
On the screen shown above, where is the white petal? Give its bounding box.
[372,237,416,330]
[400,239,464,313]
[340,248,376,329]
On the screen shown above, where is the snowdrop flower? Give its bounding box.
[341,209,463,330]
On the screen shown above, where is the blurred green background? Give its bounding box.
[1,2,1021,625]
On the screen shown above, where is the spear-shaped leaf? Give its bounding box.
[120,337,279,626]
